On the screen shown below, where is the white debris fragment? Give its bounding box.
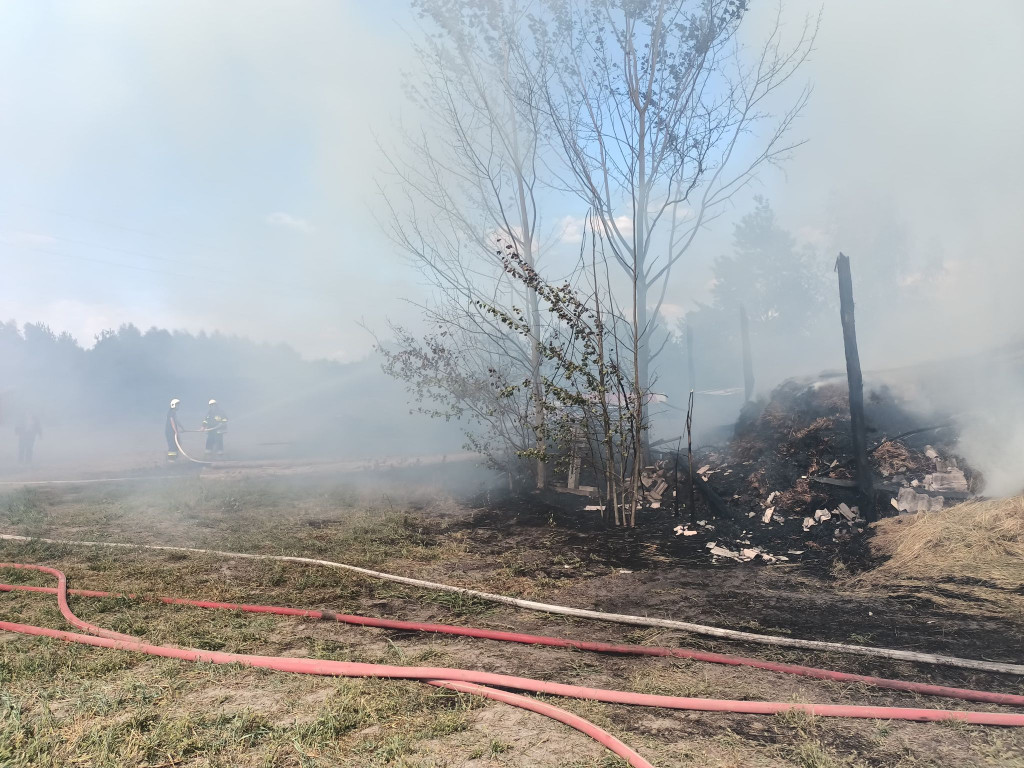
[709,545,741,559]
[697,465,711,475]
[829,459,838,468]
[766,491,779,505]
[814,509,832,522]
[762,507,774,524]
[747,511,756,518]
[584,505,604,511]
[837,503,856,521]
[897,486,945,513]
[891,497,900,511]
[923,468,968,493]
[788,549,805,555]
[650,501,661,509]
[802,517,816,531]
[740,548,759,560]
[617,568,633,574]
[673,525,699,536]
[924,445,939,460]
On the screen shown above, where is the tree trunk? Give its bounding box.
[835,253,876,522]
[635,276,650,463]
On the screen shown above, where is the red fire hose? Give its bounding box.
[2,570,1021,708]
[0,563,652,767]
[4,564,1024,730]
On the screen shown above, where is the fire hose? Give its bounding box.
[174,430,214,465]
[0,563,650,767]
[4,565,1024,768]
[2,532,1021,675]
[2,571,1022,707]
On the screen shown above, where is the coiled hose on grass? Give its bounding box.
[0,563,652,767]
[2,572,1022,707]
[3,564,1024,728]
[2,532,1022,675]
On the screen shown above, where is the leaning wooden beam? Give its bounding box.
[809,475,971,500]
[835,253,876,521]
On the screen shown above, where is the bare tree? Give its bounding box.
[478,222,650,525]
[536,0,817,437]
[380,0,554,487]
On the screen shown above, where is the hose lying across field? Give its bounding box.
[4,563,1024,768]
[2,574,1023,707]
[2,532,1022,675]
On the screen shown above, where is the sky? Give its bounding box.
[1,0,1022,365]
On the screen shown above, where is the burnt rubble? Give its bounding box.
[633,379,980,564]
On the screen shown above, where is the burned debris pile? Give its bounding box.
[635,379,981,564]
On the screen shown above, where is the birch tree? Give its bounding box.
[382,0,553,486]
[537,0,817,436]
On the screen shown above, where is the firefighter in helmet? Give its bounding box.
[165,398,183,461]
[203,399,228,456]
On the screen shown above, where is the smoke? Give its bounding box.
[1,1,1020,492]
[0,0,420,360]
[732,0,1024,494]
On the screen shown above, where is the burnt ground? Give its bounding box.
[453,491,1023,685]
[592,379,988,567]
[1,468,1022,767]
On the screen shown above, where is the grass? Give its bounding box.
[853,496,1024,618]
[1,474,1023,766]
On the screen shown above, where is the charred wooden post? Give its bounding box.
[740,304,754,403]
[673,437,681,517]
[835,253,876,521]
[686,324,696,393]
[686,390,696,524]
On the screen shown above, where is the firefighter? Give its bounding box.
[15,413,41,464]
[202,399,228,456]
[165,398,183,461]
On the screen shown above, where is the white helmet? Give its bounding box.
[208,399,217,405]
[170,398,181,408]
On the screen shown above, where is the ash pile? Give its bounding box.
[648,378,981,564]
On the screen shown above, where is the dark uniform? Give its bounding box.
[15,415,41,464]
[165,404,182,461]
[203,402,228,455]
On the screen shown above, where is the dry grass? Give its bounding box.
[853,496,1024,619]
[3,476,1024,766]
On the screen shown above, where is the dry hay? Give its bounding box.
[853,496,1024,619]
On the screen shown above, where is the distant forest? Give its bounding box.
[0,201,844,467]
[0,322,461,464]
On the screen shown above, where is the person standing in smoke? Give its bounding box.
[202,399,228,456]
[165,398,183,461]
[15,413,41,464]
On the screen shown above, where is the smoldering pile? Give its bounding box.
[647,378,980,564]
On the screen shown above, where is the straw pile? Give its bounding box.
[854,496,1024,619]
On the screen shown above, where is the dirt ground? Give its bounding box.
[1,465,1022,767]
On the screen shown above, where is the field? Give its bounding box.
[1,467,1023,767]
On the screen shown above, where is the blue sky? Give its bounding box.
[0,1,422,359]
[1,0,1022,363]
